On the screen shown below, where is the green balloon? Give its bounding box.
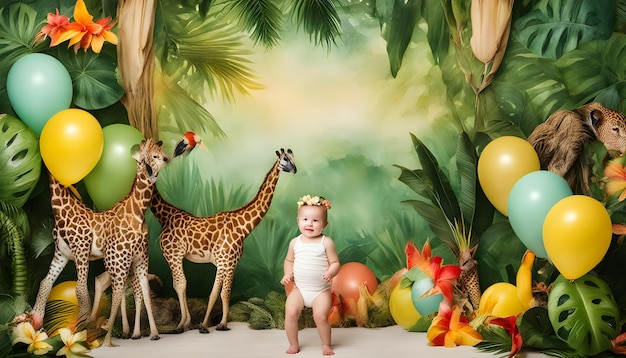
[84,124,145,210]
[7,53,73,136]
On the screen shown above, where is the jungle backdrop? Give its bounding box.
[1,0,626,310]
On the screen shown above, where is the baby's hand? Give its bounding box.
[280,274,293,285]
[322,271,333,282]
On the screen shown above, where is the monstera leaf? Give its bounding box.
[0,114,41,208]
[548,273,619,356]
[556,33,626,110]
[514,0,614,60]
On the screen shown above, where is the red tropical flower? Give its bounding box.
[488,315,522,357]
[34,9,70,45]
[426,256,462,303]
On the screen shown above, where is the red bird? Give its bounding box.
[174,131,202,157]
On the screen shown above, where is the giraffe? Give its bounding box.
[31,138,181,346]
[150,148,296,333]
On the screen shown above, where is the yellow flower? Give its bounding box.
[427,302,482,347]
[604,158,626,201]
[470,0,514,64]
[56,328,90,358]
[11,322,53,355]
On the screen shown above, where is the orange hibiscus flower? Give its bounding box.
[427,301,482,347]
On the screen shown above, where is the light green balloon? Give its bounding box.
[84,124,145,210]
[7,53,73,136]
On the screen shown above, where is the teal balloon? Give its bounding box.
[507,171,572,259]
[411,275,443,316]
[7,53,73,135]
[84,124,145,210]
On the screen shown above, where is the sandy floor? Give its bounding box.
[89,322,545,357]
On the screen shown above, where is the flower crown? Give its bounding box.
[297,195,331,210]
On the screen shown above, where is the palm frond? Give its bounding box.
[0,210,27,297]
[230,0,283,49]
[156,0,264,103]
[291,0,342,50]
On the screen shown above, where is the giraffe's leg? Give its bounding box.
[166,254,191,333]
[102,259,132,347]
[92,271,132,338]
[72,242,95,319]
[133,253,160,340]
[128,269,144,340]
[200,269,224,334]
[31,249,69,319]
[216,268,235,331]
[91,271,110,321]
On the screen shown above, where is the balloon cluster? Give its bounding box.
[7,53,145,210]
[478,136,612,280]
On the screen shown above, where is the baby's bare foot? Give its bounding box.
[322,345,334,355]
[286,344,300,354]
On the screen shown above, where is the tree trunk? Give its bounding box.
[116,0,158,140]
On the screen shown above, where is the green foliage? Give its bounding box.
[518,307,574,352]
[548,274,620,356]
[230,0,283,48]
[229,292,286,329]
[0,210,28,297]
[0,114,41,208]
[515,0,614,60]
[56,49,124,110]
[395,131,494,255]
[377,0,420,77]
[556,33,626,110]
[292,0,342,49]
[474,221,527,289]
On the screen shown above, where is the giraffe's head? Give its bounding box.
[276,148,297,174]
[131,139,170,184]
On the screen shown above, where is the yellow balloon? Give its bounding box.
[477,136,540,216]
[40,109,103,185]
[543,195,612,280]
[389,285,422,329]
[478,283,526,317]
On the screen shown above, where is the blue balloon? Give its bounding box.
[411,276,443,316]
[508,171,573,259]
[7,53,73,136]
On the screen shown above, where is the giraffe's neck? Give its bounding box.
[238,160,281,223]
[104,164,155,217]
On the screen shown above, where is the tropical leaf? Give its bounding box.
[456,131,493,242]
[0,210,28,297]
[230,0,283,48]
[616,0,626,33]
[292,0,342,49]
[43,299,78,337]
[0,2,45,68]
[56,50,124,110]
[379,0,420,77]
[421,0,449,65]
[514,0,614,61]
[156,0,264,103]
[518,307,573,351]
[475,322,512,355]
[556,33,626,111]
[0,114,41,208]
[547,274,619,356]
[492,39,575,137]
[475,221,527,289]
[410,133,461,222]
